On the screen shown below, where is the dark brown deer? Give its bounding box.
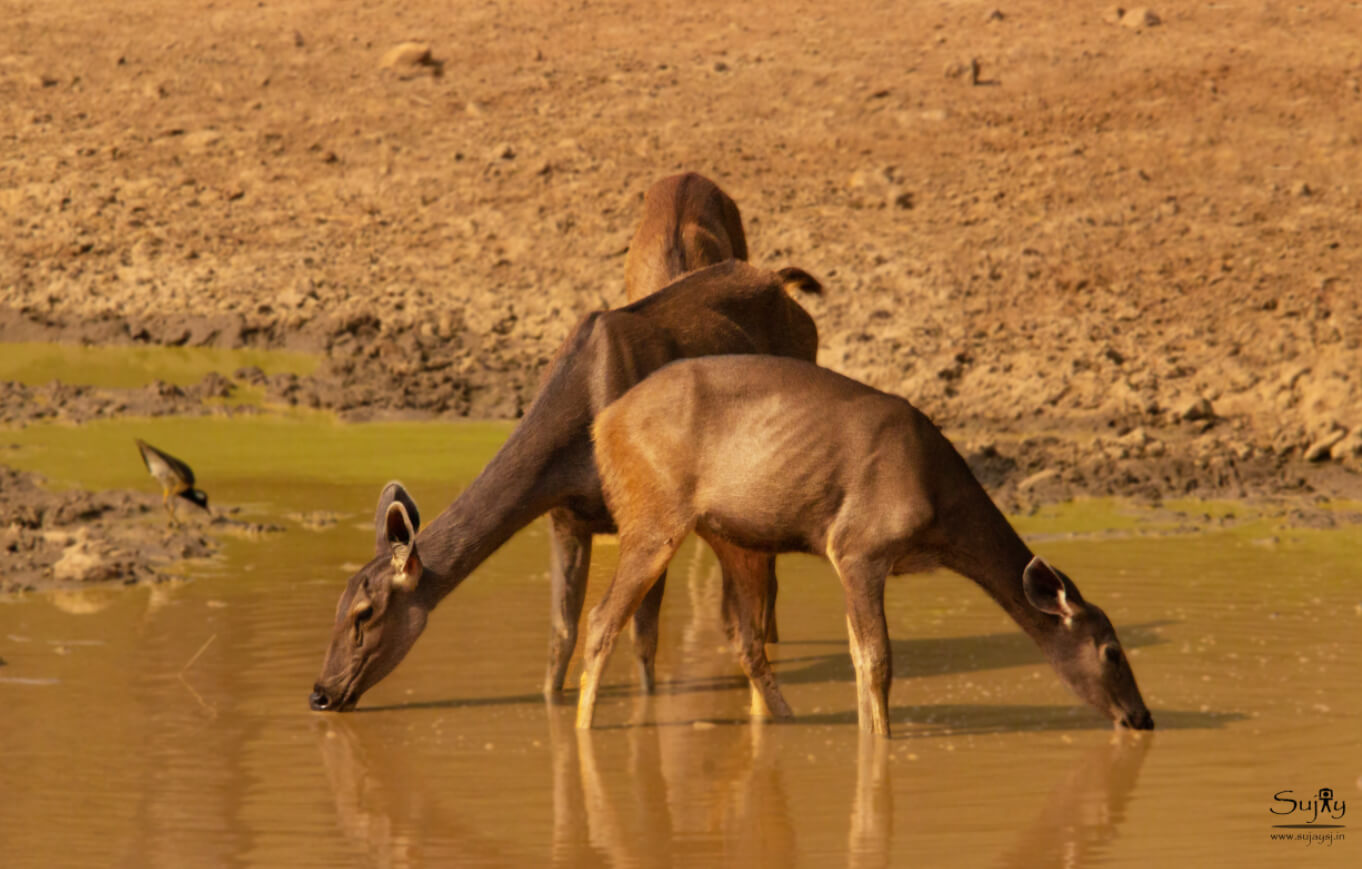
[624,172,748,301]
[309,259,823,712]
[581,355,1154,735]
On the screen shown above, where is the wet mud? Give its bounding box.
[0,465,280,593]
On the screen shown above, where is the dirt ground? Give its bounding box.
[2,0,1361,581]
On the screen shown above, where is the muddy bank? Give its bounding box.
[0,307,543,422]
[0,465,281,593]
[3,0,1361,503]
[4,303,1362,509]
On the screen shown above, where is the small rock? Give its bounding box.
[987,10,1005,22]
[1227,440,1255,461]
[491,142,516,161]
[1292,180,1313,197]
[1179,396,1215,422]
[1018,468,1060,493]
[1121,7,1161,28]
[1330,427,1362,461]
[944,61,970,80]
[1118,427,1149,449]
[1305,429,1346,462]
[1102,6,1126,25]
[379,42,442,78]
[195,372,235,400]
[53,541,119,583]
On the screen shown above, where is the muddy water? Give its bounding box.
[1,419,1360,867]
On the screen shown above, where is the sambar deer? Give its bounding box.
[309,177,823,712]
[580,356,1154,736]
[624,172,748,301]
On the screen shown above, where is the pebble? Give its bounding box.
[379,42,441,78]
[1330,427,1362,461]
[1304,428,1345,462]
[1179,395,1214,422]
[1121,8,1161,28]
[381,42,432,69]
[1018,468,1060,493]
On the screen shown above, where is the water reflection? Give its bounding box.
[549,712,798,866]
[996,735,1153,868]
[317,705,911,867]
[849,733,893,869]
[314,717,518,867]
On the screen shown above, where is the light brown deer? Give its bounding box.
[309,259,823,712]
[580,355,1154,735]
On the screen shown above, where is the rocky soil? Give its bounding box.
[0,466,282,592]
[2,0,1361,586]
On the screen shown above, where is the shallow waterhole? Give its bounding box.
[0,414,1358,867]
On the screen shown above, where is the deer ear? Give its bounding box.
[373,481,421,557]
[384,501,422,589]
[777,266,823,296]
[1023,557,1082,623]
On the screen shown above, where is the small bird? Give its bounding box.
[135,439,209,526]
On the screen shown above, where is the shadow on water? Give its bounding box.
[358,620,1185,731]
[314,707,1162,869]
[772,620,1176,686]
[794,703,1244,735]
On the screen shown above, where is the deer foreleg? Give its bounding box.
[545,510,592,696]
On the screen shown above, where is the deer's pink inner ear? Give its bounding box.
[391,545,422,589]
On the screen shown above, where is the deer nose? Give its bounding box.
[1120,709,1154,730]
[309,686,332,711]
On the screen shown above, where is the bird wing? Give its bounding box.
[136,439,196,486]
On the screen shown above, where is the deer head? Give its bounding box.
[310,482,430,712]
[1022,557,1153,730]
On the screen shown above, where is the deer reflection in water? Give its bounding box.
[311,540,1151,866]
[995,734,1152,869]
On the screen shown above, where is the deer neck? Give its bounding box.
[939,487,1055,645]
[412,399,594,609]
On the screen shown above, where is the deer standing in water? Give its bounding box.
[309,174,821,712]
[581,356,1154,735]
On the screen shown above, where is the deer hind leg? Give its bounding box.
[629,570,665,693]
[719,553,780,647]
[761,556,779,644]
[545,509,593,697]
[833,556,892,736]
[577,530,685,729]
[707,536,793,721]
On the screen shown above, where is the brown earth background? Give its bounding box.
[2,0,1361,519]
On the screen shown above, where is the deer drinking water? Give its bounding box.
[309,174,822,712]
[580,355,1154,735]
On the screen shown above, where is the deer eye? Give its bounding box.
[1102,644,1123,665]
[353,605,373,646]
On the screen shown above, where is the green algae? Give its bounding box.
[1,415,513,514]
[0,342,317,389]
